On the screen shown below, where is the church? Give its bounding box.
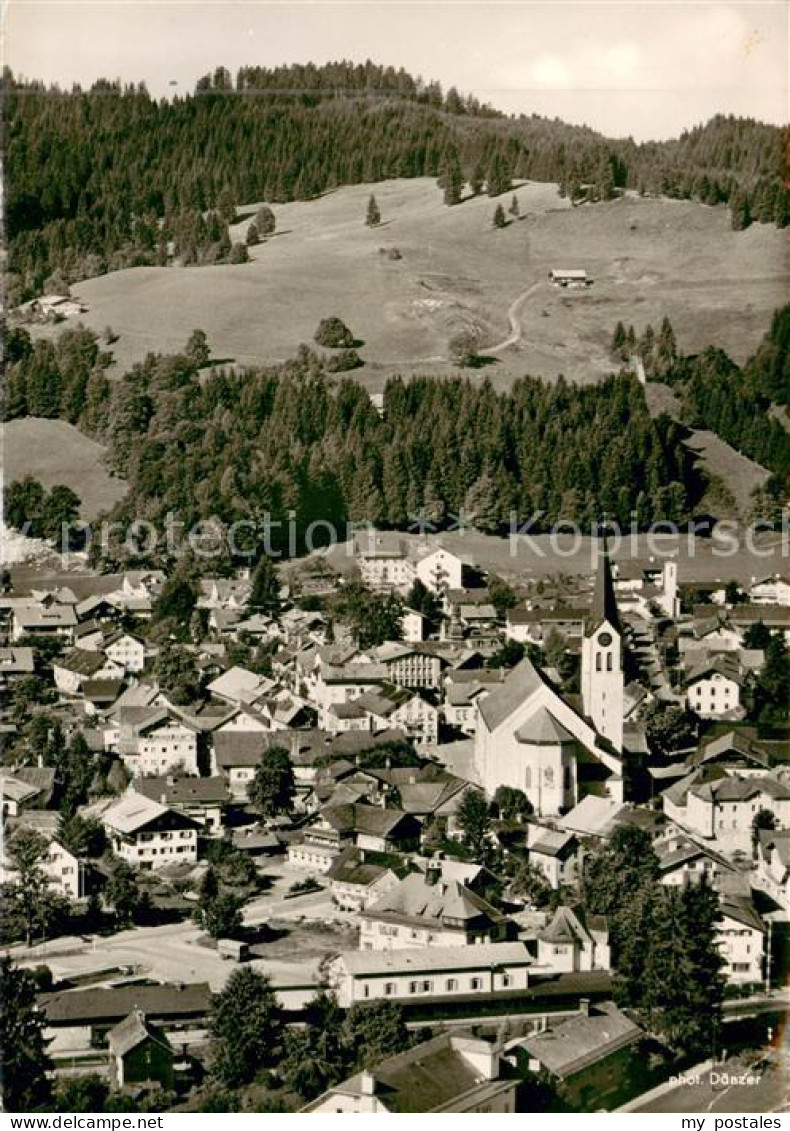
[474,541,630,816]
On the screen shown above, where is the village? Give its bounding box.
[1,526,789,1112]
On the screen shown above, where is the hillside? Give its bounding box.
[52,178,789,390]
[5,64,787,300]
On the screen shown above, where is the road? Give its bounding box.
[636,1056,789,1114]
[486,282,542,354]
[9,868,351,992]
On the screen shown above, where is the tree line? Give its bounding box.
[3,328,700,561]
[5,62,787,299]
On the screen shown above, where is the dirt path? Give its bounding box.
[486,281,542,354]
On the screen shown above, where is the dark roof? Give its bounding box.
[308,1033,501,1113]
[587,537,622,636]
[363,871,503,930]
[321,803,420,840]
[132,775,231,806]
[520,1002,641,1077]
[40,983,212,1025]
[477,657,544,732]
[108,1010,172,1058]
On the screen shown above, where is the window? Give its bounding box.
[501,974,512,988]
[596,654,602,671]
[384,982,396,996]
[421,980,432,993]
[362,985,370,999]
[470,977,483,990]
[606,653,613,671]
[446,978,458,992]
[409,981,418,994]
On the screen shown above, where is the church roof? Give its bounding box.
[587,538,622,636]
[515,706,576,746]
[478,657,544,732]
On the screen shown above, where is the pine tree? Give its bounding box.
[493,203,507,229]
[508,194,520,218]
[209,967,284,1086]
[439,149,464,206]
[0,959,52,1111]
[365,194,381,227]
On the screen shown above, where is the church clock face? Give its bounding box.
[598,631,613,646]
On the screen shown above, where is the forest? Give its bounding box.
[4,61,788,299]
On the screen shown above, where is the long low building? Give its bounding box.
[328,942,533,1007]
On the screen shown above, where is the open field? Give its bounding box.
[308,529,790,587]
[51,179,789,390]
[2,417,128,521]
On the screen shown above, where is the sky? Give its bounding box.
[5,0,788,139]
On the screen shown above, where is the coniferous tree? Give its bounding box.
[365,194,381,227]
[0,959,52,1111]
[493,203,507,228]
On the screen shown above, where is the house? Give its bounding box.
[207,666,274,707]
[354,683,438,744]
[535,906,611,973]
[755,829,790,911]
[104,631,146,674]
[402,609,427,643]
[53,648,124,696]
[355,531,413,592]
[0,647,35,689]
[413,546,465,596]
[715,887,766,985]
[3,819,85,899]
[655,832,737,889]
[1,772,49,818]
[359,870,507,951]
[511,1000,642,1111]
[527,827,579,889]
[108,1010,174,1091]
[301,1032,517,1113]
[684,655,745,719]
[662,769,790,854]
[75,595,121,624]
[731,604,790,643]
[313,663,388,728]
[116,708,201,777]
[40,982,211,1060]
[327,847,403,913]
[328,941,533,1006]
[316,803,422,855]
[102,790,199,869]
[548,268,591,288]
[212,731,276,799]
[505,607,588,646]
[131,775,230,835]
[365,643,444,690]
[12,602,77,642]
[749,575,790,607]
[443,669,504,735]
[197,578,251,610]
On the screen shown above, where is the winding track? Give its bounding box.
[485,281,542,354]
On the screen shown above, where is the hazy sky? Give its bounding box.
[6,0,788,139]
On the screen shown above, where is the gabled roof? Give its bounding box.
[519,1002,641,1078]
[538,904,607,947]
[132,775,230,806]
[363,871,503,929]
[102,790,199,834]
[54,648,108,676]
[339,941,531,977]
[108,1010,172,1058]
[321,803,419,840]
[0,648,35,674]
[41,983,211,1025]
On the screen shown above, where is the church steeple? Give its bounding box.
[587,534,621,637]
[581,533,624,752]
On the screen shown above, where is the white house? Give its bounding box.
[684,656,745,719]
[535,906,611,973]
[328,942,532,1007]
[413,546,464,596]
[117,709,201,777]
[749,575,790,607]
[359,871,507,951]
[662,770,790,855]
[3,822,84,900]
[104,631,147,674]
[102,790,199,870]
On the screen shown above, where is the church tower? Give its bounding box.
[581,538,624,752]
